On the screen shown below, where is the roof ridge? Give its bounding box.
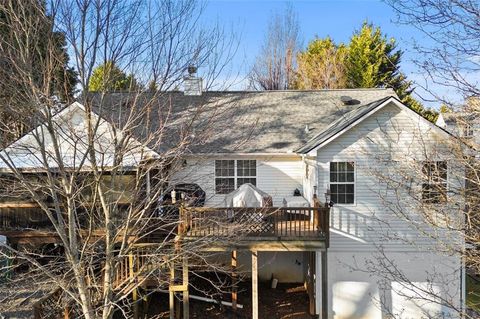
[84,88,396,96]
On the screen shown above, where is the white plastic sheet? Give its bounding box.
[221,183,272,207]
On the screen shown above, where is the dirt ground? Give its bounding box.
[0,278,313,319]
[147,281,314,319]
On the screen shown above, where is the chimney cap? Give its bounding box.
[187,65,197,76]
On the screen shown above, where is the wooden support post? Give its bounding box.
[129,253,139,319]
[307,252,316,315]
[169,263,175,319]
[146,169,151,201]
[183,257,189,319]
[175,298,181,319]
[252,250,258,319]
[64,305,70,319]
[231,250,238,311]
[321,251,328,319]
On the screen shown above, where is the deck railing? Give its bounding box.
[0,202,330,246]
[113,244,170,289]
[181,206,329,243]
[0,206,51,229]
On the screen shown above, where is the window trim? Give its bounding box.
[214,159,257,194]
[329,161,356,206]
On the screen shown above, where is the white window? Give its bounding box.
[422,161,447,203]
[329,161,355,204]
[215,160,257,194]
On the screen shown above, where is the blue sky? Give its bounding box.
[203,0,447,107]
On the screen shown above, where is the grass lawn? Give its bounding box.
[466,275,480,312]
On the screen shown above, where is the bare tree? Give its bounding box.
[249,3,301,90]
[0,1,245,318]
[362,2,480,316]
[386,0,480,104]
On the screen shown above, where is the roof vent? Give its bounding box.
[183,65,202,96]
[340,96,360,105]
[305,124,310,133]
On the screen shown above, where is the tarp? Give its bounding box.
[221,183,272,207]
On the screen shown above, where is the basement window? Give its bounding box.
[330,161,355,204]
[215,160,257,194]
[422,161,448,203]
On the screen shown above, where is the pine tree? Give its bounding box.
[293,22,437,121]
[346,22,399,88]
[88,61,140,92]
[0,0,78,144]
[0,1,77,102]
[345,23,437,120]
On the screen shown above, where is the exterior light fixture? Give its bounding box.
[325,189,333,207]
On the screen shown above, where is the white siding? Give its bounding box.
[314,102,463,318]
[172,156,304,206]
[316,102,462,252]
[318,251,461,319]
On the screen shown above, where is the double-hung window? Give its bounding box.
[215,160,257,194]
[329,161,355,204]
[422,161,447,203]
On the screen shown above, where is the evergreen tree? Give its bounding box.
[294,37,348,89]
[0,0,78,144]
[0,1,77,102]
[294,22,437,121]
[346,22,437,121]
[346,22,399,88]
[88,61,140,92]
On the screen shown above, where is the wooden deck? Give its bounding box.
[181,206,329,250]
[0,204,330,250]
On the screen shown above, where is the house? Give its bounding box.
[0,88,464,319]
[163,89,464,318]
[436,97,480,142]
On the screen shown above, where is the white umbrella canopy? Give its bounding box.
[221,183,273,207]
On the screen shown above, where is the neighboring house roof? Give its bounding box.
[90,89,397,154]
[437,111,479,128]
[0,102,159,170]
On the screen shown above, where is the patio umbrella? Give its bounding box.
[221,183,273,207]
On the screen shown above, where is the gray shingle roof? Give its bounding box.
[90,89,397,154]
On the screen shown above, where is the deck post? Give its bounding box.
[307,251,316,315]
[169,263,175,319]
[129,253,138,319]
[183,257,189,319]
[231,250,238,310]
[252,250,258,319]
[321,250,328,319]
[64,305,70,319]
